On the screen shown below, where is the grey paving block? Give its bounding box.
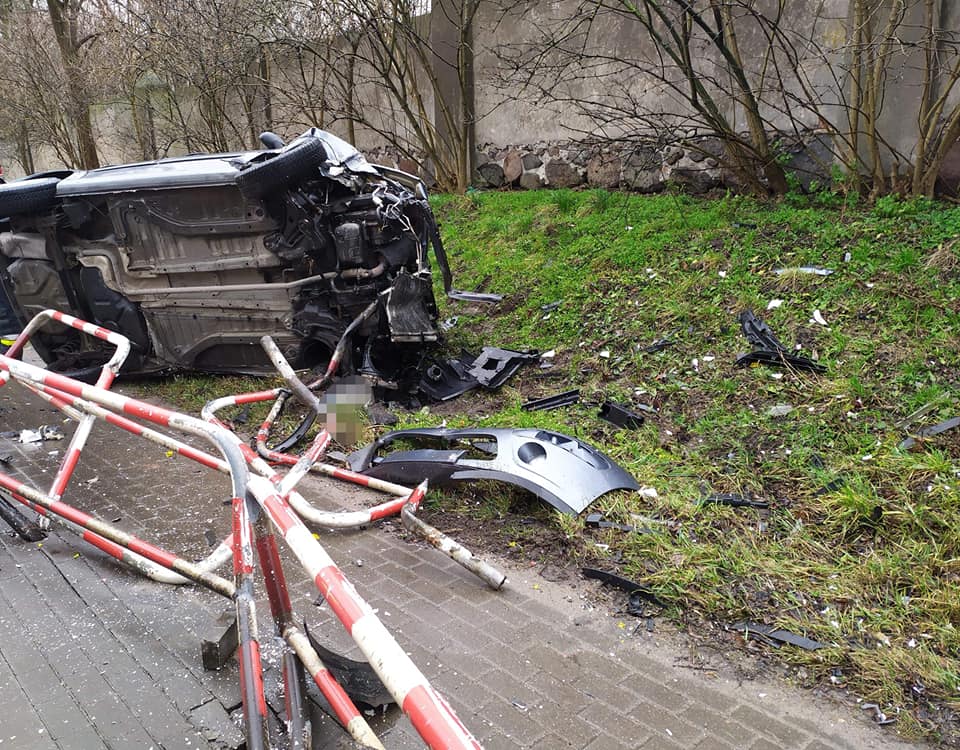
[188,697,244,748]
[630,699,706,747]
[618,672,692,713]
[731,703,811,746]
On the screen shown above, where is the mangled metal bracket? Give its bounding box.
[347,427,640,515]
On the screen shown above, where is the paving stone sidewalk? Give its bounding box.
[0,379,924,749]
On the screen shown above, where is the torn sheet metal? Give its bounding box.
[347,427,640,515]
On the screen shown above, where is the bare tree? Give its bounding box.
[107,0,282,155]
[259,0,482,192]
[45,0,101,167]
[0,3,102,170]
[492,0,960,198]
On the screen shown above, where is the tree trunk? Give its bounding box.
[46,0,100,169]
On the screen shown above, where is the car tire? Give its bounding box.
[236,138,328,199]
[0,177,60,216]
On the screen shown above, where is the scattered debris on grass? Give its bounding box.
[585,512,650,533]
[735,309,827,374]
[774,266,834,276]
[898,416,960,451]
[860,702,898,726]
[467,347,539,388]
[598,401,646,430]
[521,389,580,411]
[730,622,826,651]
[700,493,769,509]
[582,567,668,611]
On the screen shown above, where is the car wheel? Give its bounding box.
[0,177,60,216]
[236,138,328,199]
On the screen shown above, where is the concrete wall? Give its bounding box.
[4,0,957,191]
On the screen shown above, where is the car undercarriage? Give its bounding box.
[0,129,458,391]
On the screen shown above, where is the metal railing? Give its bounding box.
[0,309,507,750]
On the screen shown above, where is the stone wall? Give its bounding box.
[472,133,832,193]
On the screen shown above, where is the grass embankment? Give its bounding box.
[142,189,959,743]
[423,189,959,743]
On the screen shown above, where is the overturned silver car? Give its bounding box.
[0,129,463,386]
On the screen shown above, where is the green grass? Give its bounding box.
[134,189,960,744]
[426,189,960,743]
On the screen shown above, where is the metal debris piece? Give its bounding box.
[894,401,941,430]
[585,513,637,533]
[731,621,825,650]
[582,567,667,609]
[18,425,65,443]
[643,337,674,353]
[521,389,580,412]
[813,477,845,496]
[701,494,769,509]
[304,623,393,708]
[766,404,793,418]
[736,310,826,374]
[898,416,960,450]
[598,401,646,430]
[447,289,503,303]
[467,347,539,388]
